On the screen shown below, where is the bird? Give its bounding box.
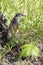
[9,13,25,33]
[7,13,25,43]
[0,13,25,47]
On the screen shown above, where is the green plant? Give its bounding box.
[19,43,40,59]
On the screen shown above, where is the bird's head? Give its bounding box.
[15,13,25,17]
[14,13,25,23]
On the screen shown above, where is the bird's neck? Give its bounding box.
[15,17,20,24]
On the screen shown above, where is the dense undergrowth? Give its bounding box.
[0,0,43,61]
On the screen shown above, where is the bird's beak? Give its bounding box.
[20,14,26,18]
[21,14,26,17]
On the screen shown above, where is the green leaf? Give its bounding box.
[31,46,40,58]
[19,43,40,59]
